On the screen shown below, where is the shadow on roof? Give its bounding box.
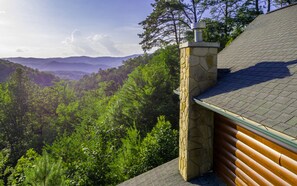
[198,59,297,99]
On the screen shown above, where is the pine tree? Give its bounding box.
[0,68,33,164]
[24,152,66,186]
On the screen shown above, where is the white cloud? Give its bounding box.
[116,43,144,55]
[89,34,121,55]
[16,48,25,52]
[0,10,6,14]
[62,30,122,56]
[62,29,97,55]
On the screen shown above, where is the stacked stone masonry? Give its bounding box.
[179,43,218,181]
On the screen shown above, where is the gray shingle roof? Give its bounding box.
[118,158,225,186]
[197,4,297,138]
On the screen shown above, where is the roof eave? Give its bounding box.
[194,98,297,152]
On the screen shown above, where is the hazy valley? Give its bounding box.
[4,55,140,80]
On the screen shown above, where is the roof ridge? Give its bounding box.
[267,3,297,14]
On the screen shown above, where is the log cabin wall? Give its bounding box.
[214,114,297,185]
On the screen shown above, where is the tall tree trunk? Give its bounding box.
[255,0,259,14]
[170,11,180,49]
[191,0,198,22]
[224,1,229,37]
[267,0,271,12]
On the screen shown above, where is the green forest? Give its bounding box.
[0,0,295,185]
[0,47,180,185]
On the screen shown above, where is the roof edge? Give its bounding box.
[219,3,297,57]
[267,3,297,14]
[194,98,297,152]
[217,13,264,56]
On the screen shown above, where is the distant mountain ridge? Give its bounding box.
[0,59,58,86]
[6,54,140,67]
[38,61,110,73]
[4,54,141,80]
[49,71,90,81]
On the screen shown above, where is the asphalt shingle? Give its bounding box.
[196,4,297,139]
[118,158,225,186]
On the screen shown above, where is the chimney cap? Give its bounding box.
[191,21,206,30]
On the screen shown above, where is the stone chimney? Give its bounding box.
[179,22,219,181]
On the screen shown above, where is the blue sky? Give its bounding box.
[0,0,154,57]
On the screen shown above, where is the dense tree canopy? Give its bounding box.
[0,59,58,86]
[138,0,286,50]
[139,0,209,50]
[0,47,180,185]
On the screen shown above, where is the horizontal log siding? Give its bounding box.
[214,114,297,185]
